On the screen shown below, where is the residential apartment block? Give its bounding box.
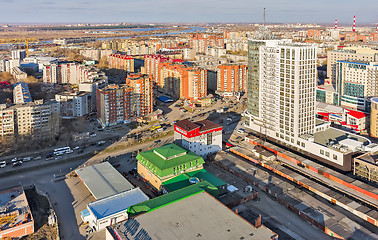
[125,73,154,117]
[245,39,370,171]
[0,100,60,140]
[13,82,32,104]
[97,75,153,127]
[0,106,15,137]
[43,62,107,84]
[190,34,224,54]
[108,53,135,73]
[216,63,247,96]
[55,92,90,118]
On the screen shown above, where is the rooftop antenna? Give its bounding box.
[263,8,266,27]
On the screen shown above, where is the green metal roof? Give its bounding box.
[136,144,205,178]
[153,144,187,159]
[162,169,227,192]
[127,181,218,218]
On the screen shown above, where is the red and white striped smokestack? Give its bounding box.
[335,19,338,30]
[353,16,356,32]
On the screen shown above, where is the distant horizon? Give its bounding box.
[0,0,376,26]
[0,21,377,28]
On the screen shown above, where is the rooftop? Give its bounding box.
[175,119,200,132]
[316,101,343,114]
[162,169,226,192]
[75,162,134,200]
[313,127,370,152]
[0,186,33,232]
[175,119,221,132]
[196,120,222,132]
[127,181,217,218]
[88,188,149,220]
[112,191,277,240]
[317,84,337,93]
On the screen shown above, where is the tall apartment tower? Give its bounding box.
[245,39,317,145]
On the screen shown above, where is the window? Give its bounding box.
[325,152,330,157]
[320,149,324,155]
[333,154,337,160]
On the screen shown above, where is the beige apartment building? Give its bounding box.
[327,47,378,84]
[0,106,15,137]
[0,100,60,140]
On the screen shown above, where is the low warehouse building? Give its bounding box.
[81,188,149,231]
[75,162,134,200]
[106,191,278,240]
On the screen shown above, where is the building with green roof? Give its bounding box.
[162,169,227,195]
[127,181,219,218]
[136,143,205,190]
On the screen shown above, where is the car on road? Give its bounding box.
[12,161,22,167]
[34,156,42,160]
[90,132,97,137]
[237,129,246,134]
[46,152,54,158]
[72,146,80,150]
[0,161,6,168]
[55,156,63,160]
[11,157,18,162]
[23,157,32,162]
[98,141,105,146]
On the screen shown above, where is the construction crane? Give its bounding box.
[0,38,40,57]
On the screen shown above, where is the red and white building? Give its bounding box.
[316,102,367,132]
[174,119,222,157]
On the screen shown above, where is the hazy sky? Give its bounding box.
[0,0,377,25]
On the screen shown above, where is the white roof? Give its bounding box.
[76,162,134,200]
[339,139,363,150]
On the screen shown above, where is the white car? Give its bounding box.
[0,161,6,168]
[11,157,18,162]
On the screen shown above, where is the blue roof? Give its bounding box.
[158,96,173,103]
[88,188,149,220]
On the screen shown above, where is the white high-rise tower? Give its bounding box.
[246,39,317,146]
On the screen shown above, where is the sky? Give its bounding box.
[0,0,377,25]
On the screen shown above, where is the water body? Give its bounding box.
[98,26,206,41]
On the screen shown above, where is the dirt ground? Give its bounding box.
[22,187,58,240]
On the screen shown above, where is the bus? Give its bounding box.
[54,147,72,155]
[151,125,161,131]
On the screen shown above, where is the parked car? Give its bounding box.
[0,161,6,168]
[73,146,80,150]
[23,157,32,162]
[34,156,42,160]
[12,161,22,167]
[11,157,18,162]
[98,141,105,146]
